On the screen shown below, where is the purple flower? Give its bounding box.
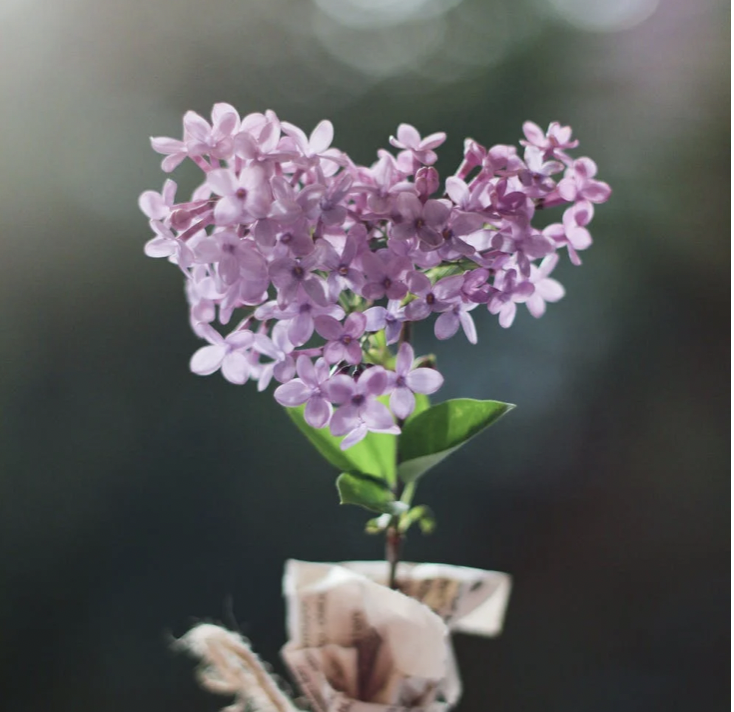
[405,273,463,321]
[388,343,444,420]
[252,322,297,389]
[234,110,295,168]
[312,173,352,228]
[363,300,407,345]
[389,193,450,250]
[520,121,578,163]
[274,356,333,428]
[488,268,535,328]
[526,254,565,318]
[183,103,240,160]
[189,324,254,384]
[490,220,555,277]
[315,312,367,365]
[139,179,178,221]
[207,165,272,225]
[143,220,194,270]
[543,201,594,265]
[325,368,400,450]
[358,150,414,216]
[280,119,342,175]
[142,107,611,412]
[460,268,493,304]
[514,147,565,198]
[389,124,446,168]
[557,158,611,204]
[434,300,480,344]
[321,228,366,299]
[361,250,411,301]
[268,288,345,347]
[150,135,188,173]
[268,248,326,308]
[195,231,257,286]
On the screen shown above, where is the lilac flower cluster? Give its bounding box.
[140,106,610,449]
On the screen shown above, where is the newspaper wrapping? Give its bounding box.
[281,560,512,712]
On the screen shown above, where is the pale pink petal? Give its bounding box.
[584,181,611,203]
[144,237,176,258]
[214,197,241,225]
[420,132,447,150]
[405,368,444,394]
[314,315,343,341]
[323,341,345,364]
[303,278,327,306]
[362,399,396,430]
[151,136,184,154]
[434,311,460,340]
[190,345,226,375]
[344,311,366,337]
[557,178,578,202]
[522,121,545,145]
[274,380,312,406]
[445,177,469,205]
[221,351,250,384]
[423,199,451,226]
[459,311,478,344]
[340,423,369,450]
[359,367,387,397]
[395,342,414,377]
[345,341,362,365]
[305,397,332,429]
[183,111,212,142]
[281,121,309,153]
[296,355,317,383]
[575,157,597,179]
[405,300,431,321]
[363,307,387,332]
[226,331,254,349]
[161,153,187,172]
[207,169,238,197]
[309,120,334,154]
[138,191,167,220]
[499,302,517,328]
[323,375,355,405]
[536,278,565,302]
[567,225,592,251]
[526,294,546,318]
[390,387,415,421]
[396,124,420,149]
[212,103,239,135]
[288,313,313,346]
[330,404,359,436]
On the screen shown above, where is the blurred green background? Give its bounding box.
[0,0,729,710]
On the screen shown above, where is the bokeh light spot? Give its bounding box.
[312,0,464,29]
[546,0,659,32]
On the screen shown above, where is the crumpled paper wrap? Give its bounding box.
[280,560,512,711]
[179,560,511,712]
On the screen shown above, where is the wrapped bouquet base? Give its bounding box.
[143,108,609,709]
[181,560,511,711]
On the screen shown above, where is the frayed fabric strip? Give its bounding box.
[176,624,300,712]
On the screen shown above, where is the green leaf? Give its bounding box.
[398,505,436,535]
[286,406,397,482]
[336,472,407,515]
[365,513,391,534]
[397,398,515,484]
[407,392,431,423]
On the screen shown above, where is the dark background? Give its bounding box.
[0,0,729,710]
